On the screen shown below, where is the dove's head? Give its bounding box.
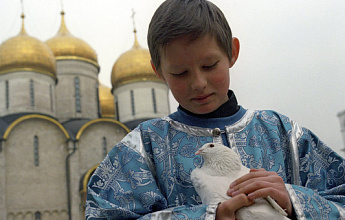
[196,143,227,157]
[195,143,242,174]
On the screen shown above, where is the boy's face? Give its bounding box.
[152,34,238,115]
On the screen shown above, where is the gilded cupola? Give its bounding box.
[111,29,162,90]
[0,14,57,77]
[99,83,115,118]
[46,11,99,69]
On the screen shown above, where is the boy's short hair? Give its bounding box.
[148,0,232,71]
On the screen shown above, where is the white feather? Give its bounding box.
[191,143,290,220]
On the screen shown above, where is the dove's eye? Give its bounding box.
[210,144,214,148]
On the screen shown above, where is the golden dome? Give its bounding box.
[0,14,56,77]
[111,30,162,89]
[46,11,99,68]
[99,83,115,118]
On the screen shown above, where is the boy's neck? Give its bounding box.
[179,90,239,118]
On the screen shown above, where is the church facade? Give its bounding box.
[0,11,169,220]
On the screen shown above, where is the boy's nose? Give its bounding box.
[191,71,207,91]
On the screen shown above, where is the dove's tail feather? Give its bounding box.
[266,195,288,216]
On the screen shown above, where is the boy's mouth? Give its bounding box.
[191,93,213,103]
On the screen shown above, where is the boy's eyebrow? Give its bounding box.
[167,63,185,68]
[165,65,185,71]
[202,54,221,62]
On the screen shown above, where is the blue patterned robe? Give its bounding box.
[86,107,345,219]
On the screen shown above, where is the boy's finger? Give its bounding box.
[228,178,273,197]
[249,168,265,172]
[230,194,254,211]
[230,169,269,188]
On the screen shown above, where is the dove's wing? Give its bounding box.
[235,166,288,217]
[193,143,290,219]
[191,169,291,219]
[236,197,290,220]
[191,168,232,204]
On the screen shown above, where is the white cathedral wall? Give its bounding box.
[6,210,68,220]
[0,140,5,220]
[73,121,128,220]
[4,118,68,219]
[55,60,99,122]
[0,80,4,112]
[0,71,56,117]
[78,121,128,174]
[114,81,170,123]
[34,76,56,115]
[155,84,171,114]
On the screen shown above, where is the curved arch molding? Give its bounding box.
[76,118,130,140]
[3,114,70,140]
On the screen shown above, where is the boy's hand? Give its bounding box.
[227,168,292,217]
[215,193,254,220]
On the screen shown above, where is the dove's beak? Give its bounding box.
[195,149,202,155]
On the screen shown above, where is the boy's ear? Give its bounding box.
[151,60,165,81]
[229,37,240,68]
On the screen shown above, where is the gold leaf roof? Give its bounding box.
[111,30,162,89]
[0,14,56,77]
[46,11,99,68]
[99,83,115,118]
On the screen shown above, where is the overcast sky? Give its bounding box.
[1,0,345,156]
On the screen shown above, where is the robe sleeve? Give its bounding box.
[85,129,218,219]
[286,125,345,219]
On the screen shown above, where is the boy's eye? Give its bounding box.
[171,71,187,76]
[203,61,218,70]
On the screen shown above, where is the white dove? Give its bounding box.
[190,143,290,220]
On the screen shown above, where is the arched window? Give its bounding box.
[34,135,39,167]
[5,80,9,109]
[35,211,41,220]
[102,137,108,159]
[152,88,157,113]
[96,83,101,117]
[30,79,35,107]
[115,95,119,120]
[75,77,81,113]
[130,90,135,116]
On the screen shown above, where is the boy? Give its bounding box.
[86,0,345,219]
